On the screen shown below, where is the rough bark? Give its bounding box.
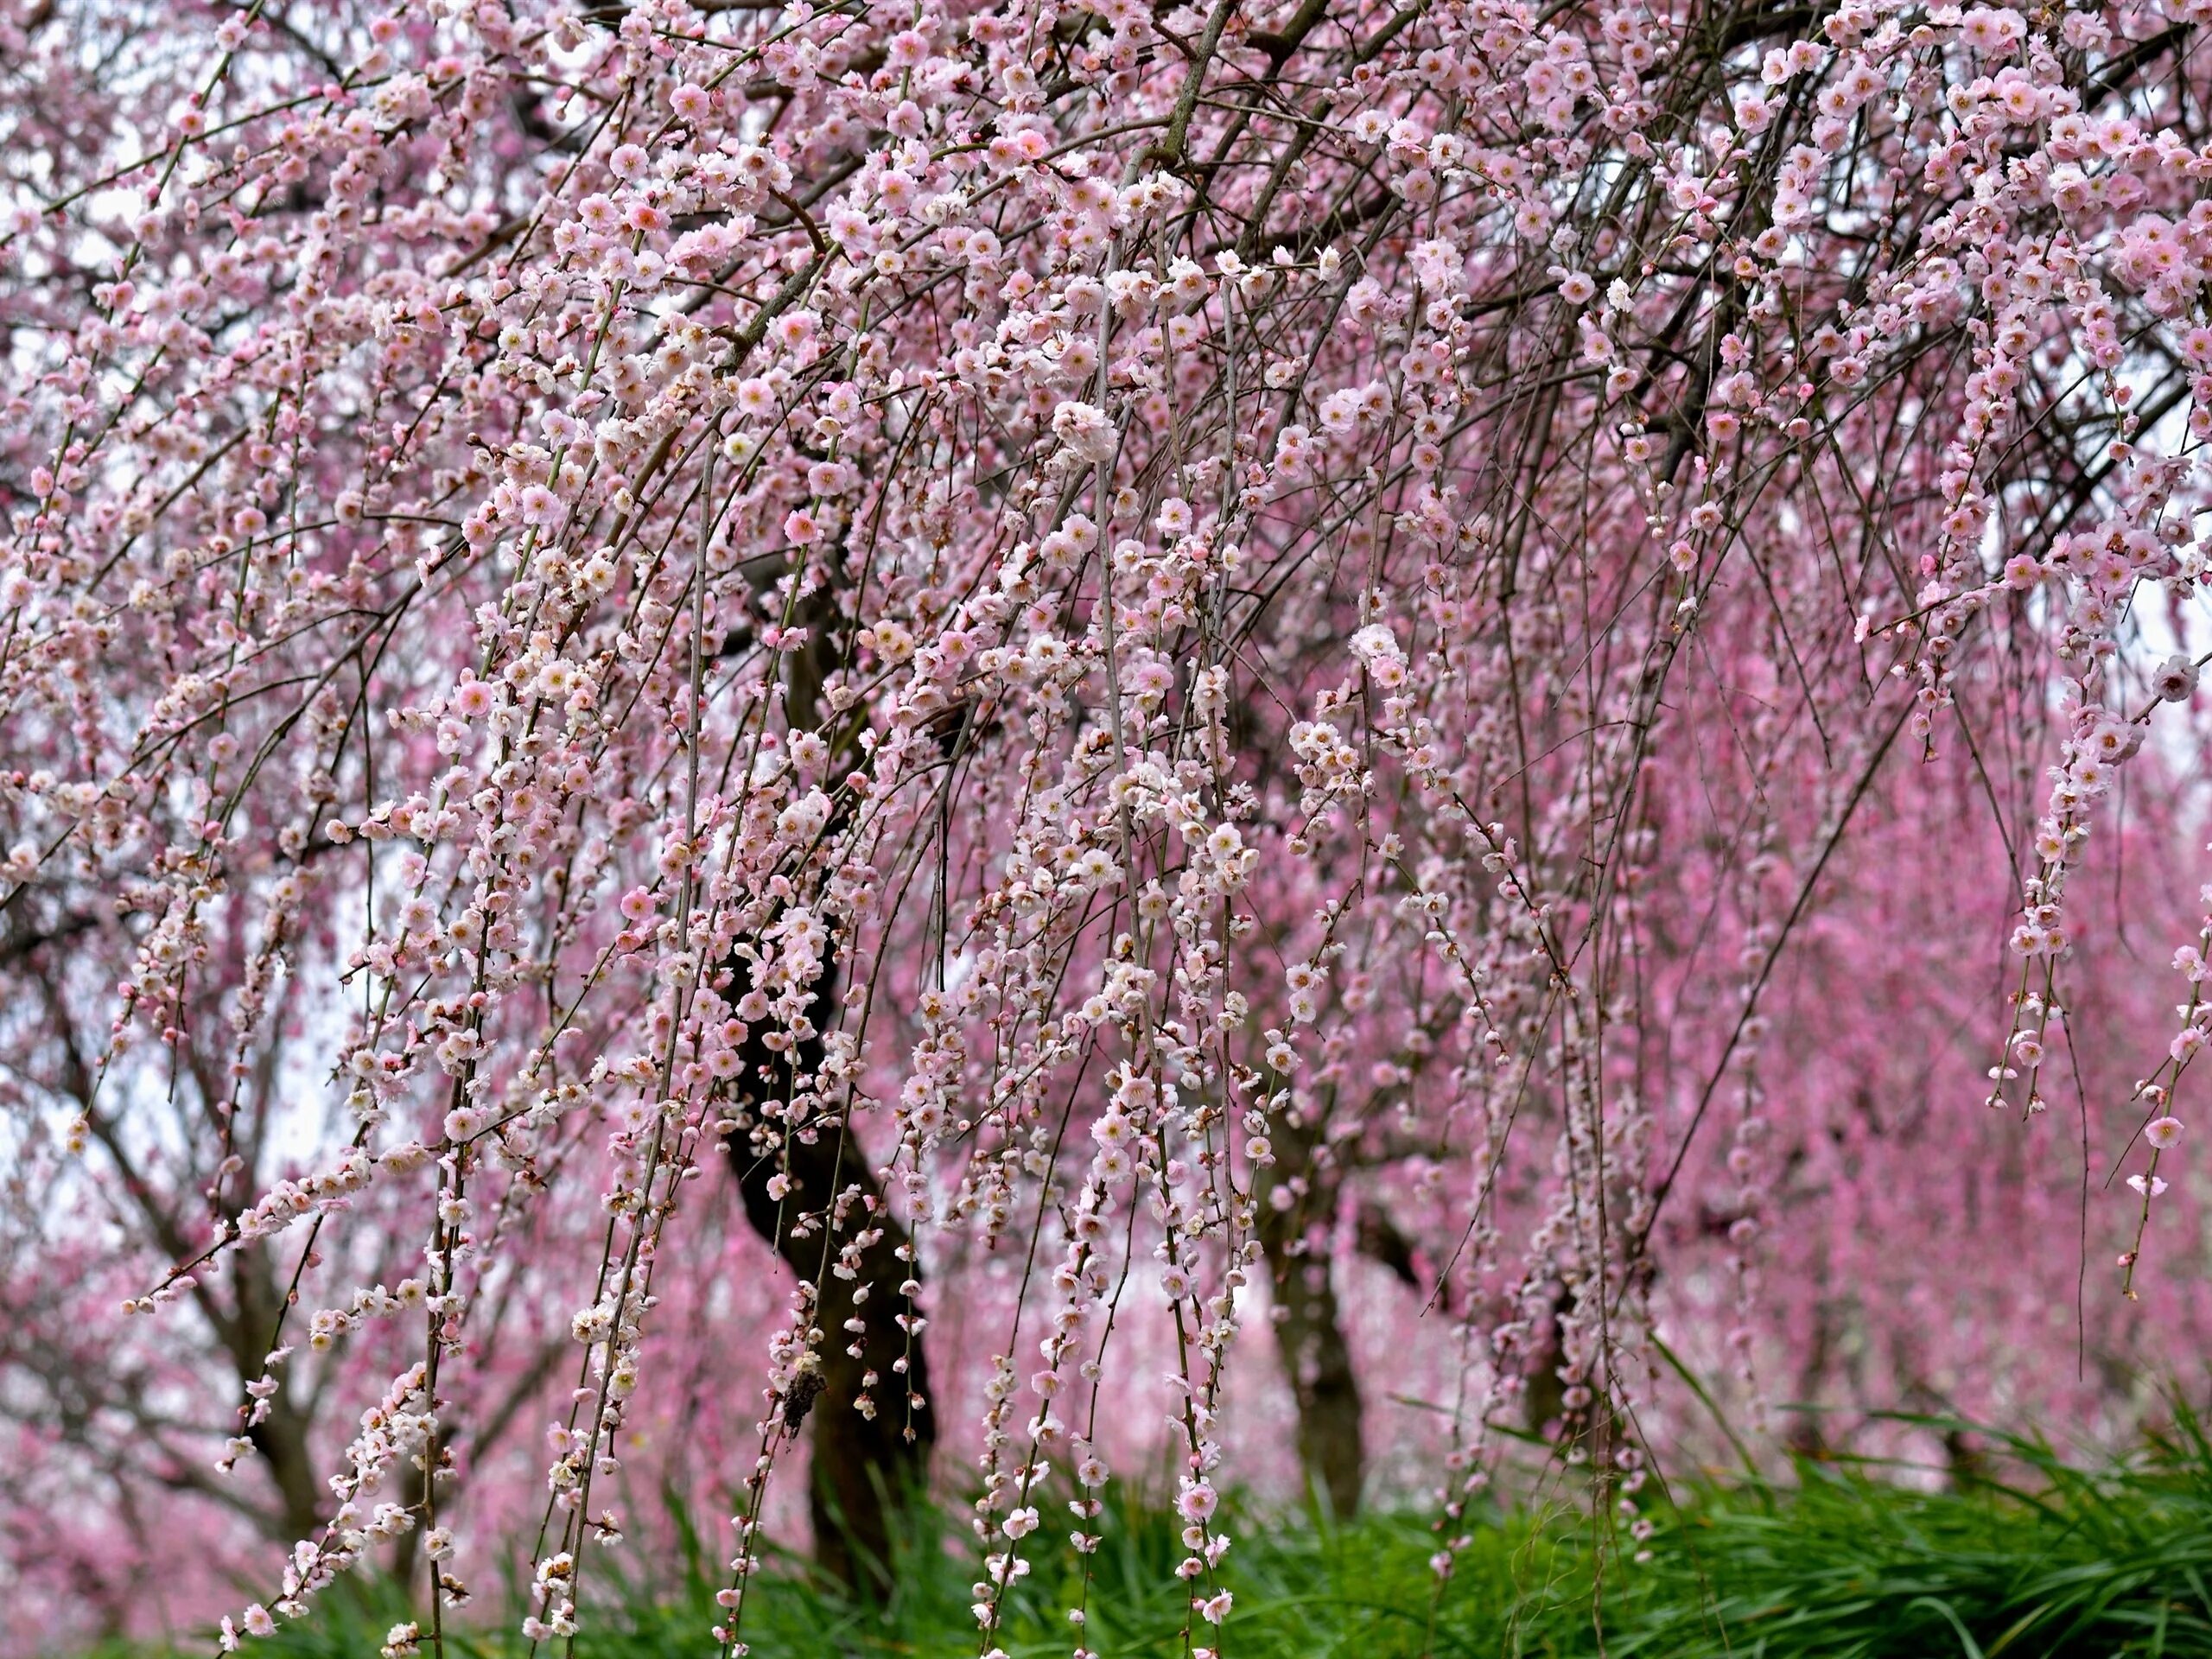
[1255,1116,1365,1517]
[222,1243,327,1544]
[727,950,935,1595]
[1520,1284,1572,1444]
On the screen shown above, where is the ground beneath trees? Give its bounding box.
[125,1420,2212,1659]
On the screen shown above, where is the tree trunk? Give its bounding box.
[1520,1285,1572,1445]
[728,950,935,1595]
[1255,1121,1364,1516]
[226,1241,327,1544]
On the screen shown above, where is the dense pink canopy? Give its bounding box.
[6,0,2212,1649]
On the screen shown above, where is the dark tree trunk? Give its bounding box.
[225,1241,327,1544]
[1520,1284,1572,1445]
[727,950,935,1595]
[715,596,942,1590]
[1256,1119,1365,1517]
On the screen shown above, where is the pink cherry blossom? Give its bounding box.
[8,0,2212,1649]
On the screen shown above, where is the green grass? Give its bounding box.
[181,1413,2212,1659]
